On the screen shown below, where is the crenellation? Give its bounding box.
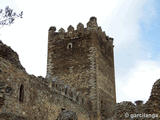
[59,28,65,33]
[67,25,74,32]
[49,80,91,110]
[58,28,65,39]
[49,26,56,32]
[77,23,85,35]
[48,17,114,46]
[87,16,98,31]
[67,25,75,39]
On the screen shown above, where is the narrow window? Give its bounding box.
[67,43,72,49]
[68,44,72,49]
[19,84,24,102]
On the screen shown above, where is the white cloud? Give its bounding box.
[106,0,158,102]
[105,0,149,81]
[117,60,160,102]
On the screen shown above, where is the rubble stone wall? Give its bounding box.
[111,79,160,120]
[0,42,90,120]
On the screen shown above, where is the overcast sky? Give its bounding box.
[0,0,160,103]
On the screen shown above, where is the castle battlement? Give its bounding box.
[51,81,91,110]
[48,17,113,46]
[37,77,92,111]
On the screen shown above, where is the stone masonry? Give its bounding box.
[47,17,116,119]
[0,40,90,120]
[0,17,160,120]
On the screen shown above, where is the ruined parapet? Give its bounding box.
[50,81,91,111]
[0,41,25,71]
[29,77,92,118]
[30,75,90,108]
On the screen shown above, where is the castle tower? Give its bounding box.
[46,17,116,119]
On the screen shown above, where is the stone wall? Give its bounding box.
[47,25,93,94]
[0,41,90,120]
[47,17,117,119]
[95,28,116,119]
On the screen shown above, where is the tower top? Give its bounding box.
[48,16,113,43]
[49,16,99,32]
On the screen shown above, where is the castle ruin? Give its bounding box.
[0,17,159,120]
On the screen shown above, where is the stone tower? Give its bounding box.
[46,17,116,119]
